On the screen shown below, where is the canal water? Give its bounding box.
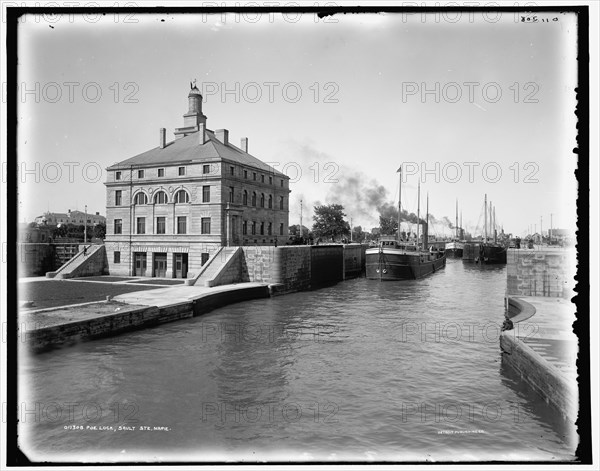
[18,260,578,462]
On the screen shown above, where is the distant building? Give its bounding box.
[34,209,106,226]
[19,223,53,243]
[104,83,290,278]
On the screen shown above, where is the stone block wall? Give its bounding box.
[18,244,54,277]
[506,248,576,298]
[241,246,278,284]
[343,244,364,279]
[273,246,312,293]
[209,248,244,287]
[311,245,343,287]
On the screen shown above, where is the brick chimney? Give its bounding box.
[215,129,229,146]
[241,137,248,153]
[159,128,166,148]
[198,123,206,145]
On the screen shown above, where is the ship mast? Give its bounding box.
[493,206,497,244]
[426,192,429,251]
[417,181,420,249]
[455,199,458,239]
[484,194,488,242]
[397,166,402,242]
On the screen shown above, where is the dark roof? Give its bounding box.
[107,130,287,177]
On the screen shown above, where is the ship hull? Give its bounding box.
[462,243,507,264]
[365,248,447,280]
[445,241,464,258]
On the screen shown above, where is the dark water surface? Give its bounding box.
[18,260,577,462]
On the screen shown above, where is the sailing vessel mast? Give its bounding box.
[484,194,488,242]
[417,181,420,249]
[493,206,497,243]
[397,166,402,242]
[426,192,429,251]
[455,199,458,239]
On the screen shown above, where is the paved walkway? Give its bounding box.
[112,282,270,307]
[507,296,578,381]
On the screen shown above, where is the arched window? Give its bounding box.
[174,190,190,204]
[268,194,273,209]
[251,192,257,206]
[134,192,148,205]
[243,190,248,205]
[154,191,168,204]
[279,196,284,210]
[260,193,265,208]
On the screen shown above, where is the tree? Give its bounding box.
[94,223,106,239]
[352,225,366,242]
[312,204,350,241]
[379,215,398,236]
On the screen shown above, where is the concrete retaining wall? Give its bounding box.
[27,284,271,351]
[311,245,344,286]
[241,244,360,294]
[18,243,82,277]
[208,247,243,287]
[18,243,54,276]
[506,248,575,298]
[343,244,365,279]
[500,332,577,421]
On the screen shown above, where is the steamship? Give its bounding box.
[445,200,464,258]
[366,168,446,280]
[462,194,507,264]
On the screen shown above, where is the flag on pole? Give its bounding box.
[396,166,402,173]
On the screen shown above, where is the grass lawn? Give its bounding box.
[18,280,163,310]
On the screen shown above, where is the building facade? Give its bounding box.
[104,83,290,278]
[35,210,106,226]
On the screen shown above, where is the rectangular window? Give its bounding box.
[229,186,234,203]
[244,170,248,179]
[114,251,120,263]
[251,222,256,235]
[115,171,121,180]
[243,221,247,235]
[279,223,284,236]
[269,176,273,185]
[201,217,211,234]
[281,179,284,187]
[138,169,144,179]
[230,166,235,176]
[279,196,284,210]
[114,219,122,234]
[202,186,210,203]
[268,222,272,235]
[158,168,165,177]
[178,166,186,176]
[177,216,187,234]
[253,172,257,181]
[115,190,122,206]
[137,217,145,234]
[260,222,265,235]
[156,217,166,234]
[261,174,265,183]
[203,164,210,174]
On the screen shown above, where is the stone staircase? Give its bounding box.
[46,245,107,279]
[193,247,240,287]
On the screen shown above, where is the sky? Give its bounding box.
[15,8,580,238]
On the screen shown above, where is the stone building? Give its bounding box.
[104,83,290,278]
[34,210,106,226]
